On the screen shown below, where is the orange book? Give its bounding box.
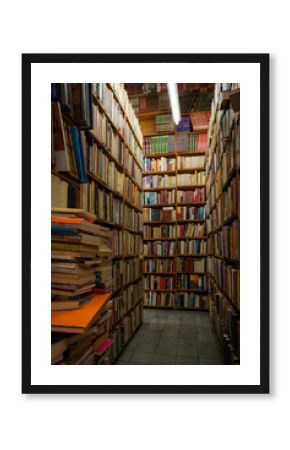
[51,217,84,225]
[51,293,110,334]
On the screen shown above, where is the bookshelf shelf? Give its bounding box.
[144,151,206,159]
[143,170,176,176]
[143,187,175,192]
[144,255,175,258]
[177,202,206,206]
[143,237,176,241]
[51,168,80,188]
[176,185,206,190]
[144,272,175,275]
[143,203,176,208]
[176,236,207,240]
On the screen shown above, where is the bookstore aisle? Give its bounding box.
[51,83,240,366]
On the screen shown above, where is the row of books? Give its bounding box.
[156,114,175,133]
[176,257,206,273]
[112,257,142,292]
[52,102,89,181]
[177,274,207,291]
[111,302,143,359]
[176,293,209,309]
[177,155,205,170]
[144,224,176,239]
[51,84,93,130]
[89,145,124,193]
[124,148,142,187]
[144,132,208,155]
[144,207,176,222]
[143,174,176,189]
[123,231,142,256]
[144,292,174,308]
[143,223,206,239]
[206,177,239,232]
[92,95,143,171]
[113,229,123,256]
[144,241,176,256]
[144,157,175,172]
[111,280,143,326]
[78,178,142,223]
[179,132,207,152]
[206,137,239,194]
[124,177,142,209]
[177,188,206,203]
[176,206,205,220]
[124,205,143,231]
[177,239,207,255]
[143,190,175,205]
[144,258,175,273]
[209,287,240,364]
[177,273,207,291]
[176,172,206,186]
[177,223,206,238]
[144,275,175,290]
[208,221,239,260]
[123,258,142,285]
[208,257,240,309]
[93,83,143,153]
[52,174,80,210]
[144,274,208,291]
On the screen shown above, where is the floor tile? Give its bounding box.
[152,354,176,365]
[177,339,199,358]
[199,359,223,365]
[130,351,154,364]
[175,355,199,365]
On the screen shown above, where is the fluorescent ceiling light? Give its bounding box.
[167,83,181,125]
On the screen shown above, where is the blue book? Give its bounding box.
[51,226,78,235]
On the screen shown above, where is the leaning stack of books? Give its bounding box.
[51,208,113,311]
[51,207,114,365]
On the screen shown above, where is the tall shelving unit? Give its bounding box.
[51,83,144,363]
[141,121,209,310]
[205,84,240,364]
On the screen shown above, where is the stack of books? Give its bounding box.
[51,208,113,312]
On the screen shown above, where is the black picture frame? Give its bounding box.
[22,53,269,394]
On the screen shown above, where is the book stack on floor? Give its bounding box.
[51,208,114,364]
[205,83,240,364]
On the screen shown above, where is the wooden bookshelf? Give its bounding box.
[142,125,208,310]
[205,84,240,365]
[51,83,144,364]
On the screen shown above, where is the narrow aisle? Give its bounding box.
[115,309,223,365]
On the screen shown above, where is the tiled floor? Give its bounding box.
[115,309,223,365]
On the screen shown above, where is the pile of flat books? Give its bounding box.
[51,208,113,311]
[51,298,114,365]
[51,207,114,365]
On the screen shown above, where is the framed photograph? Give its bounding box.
[22,53,269,394]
